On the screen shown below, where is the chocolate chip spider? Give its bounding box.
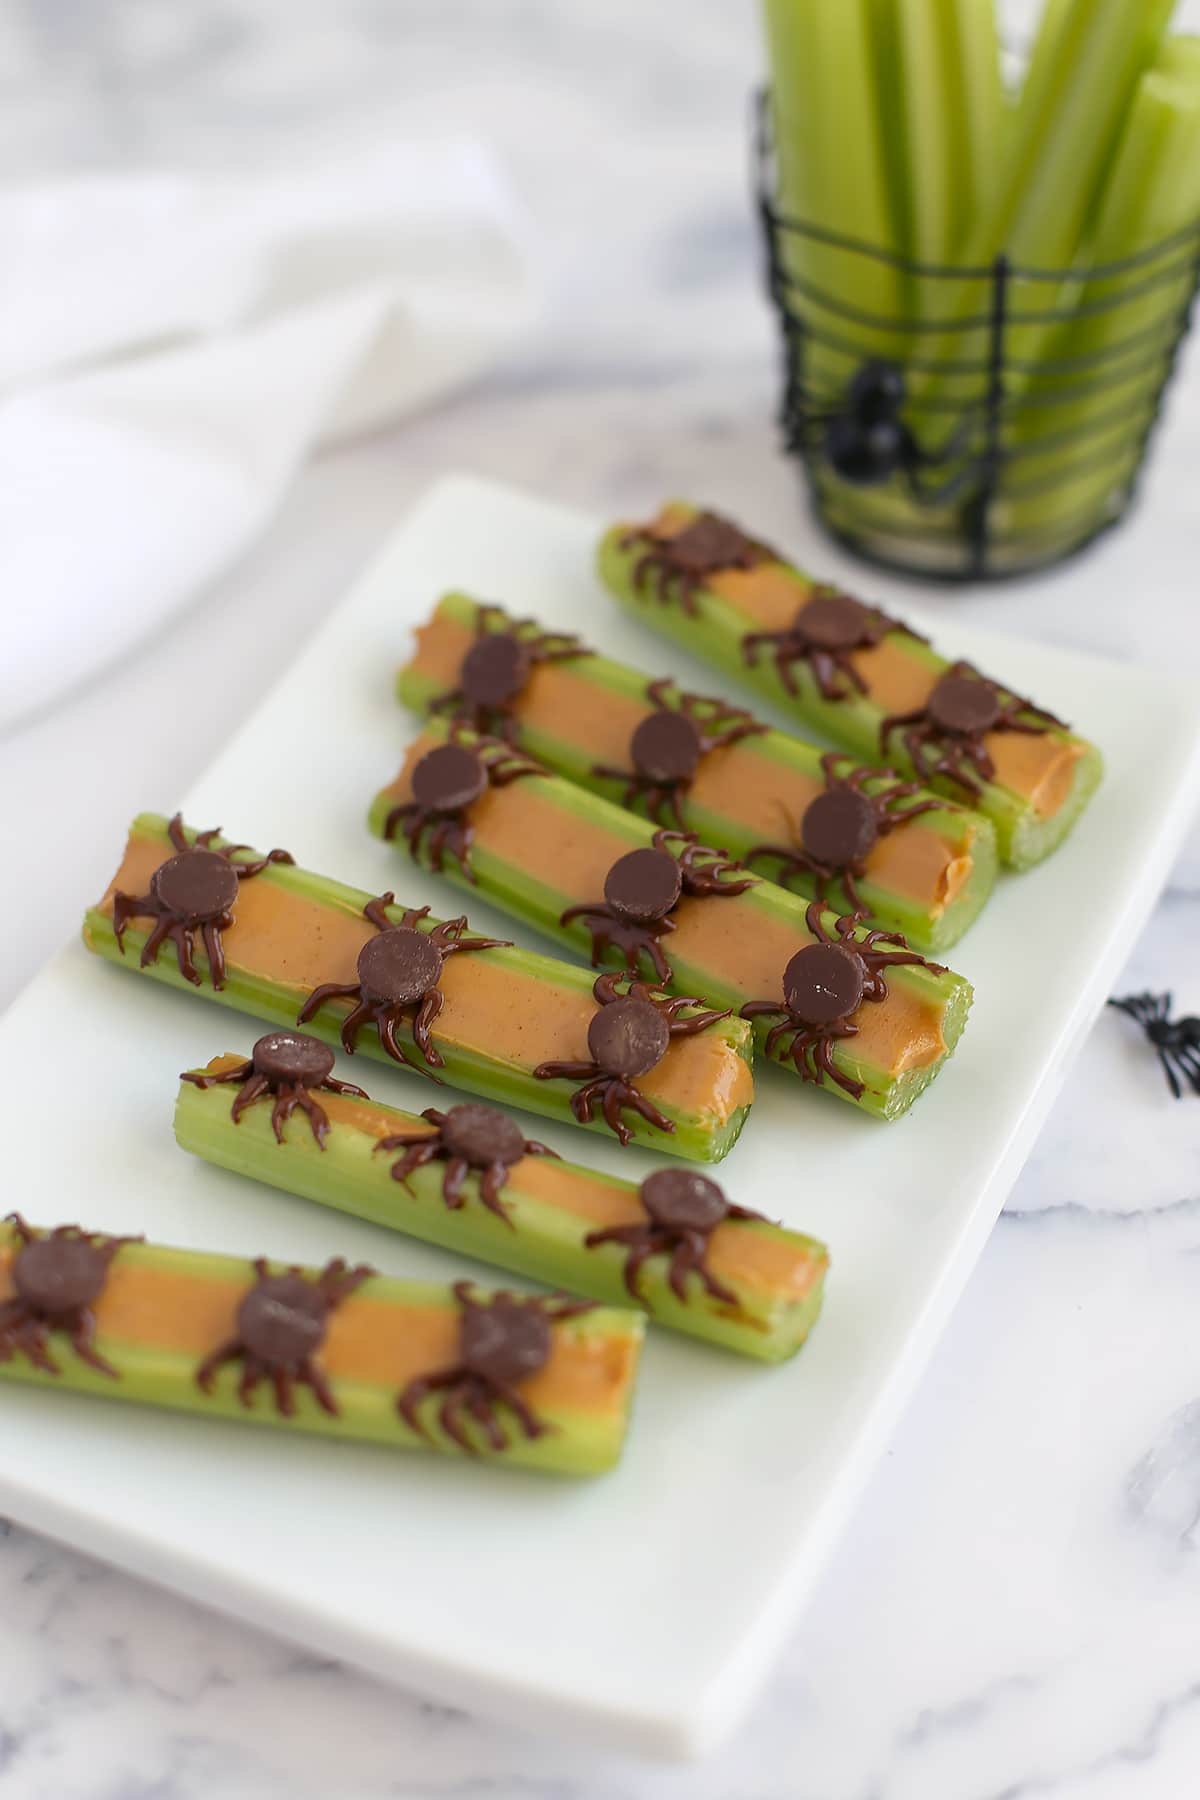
[195,1256,374,1417]
[297,894,510,1078]
[534,970,731,1146]
[593,677,767,829]
[112,813,293,989]
[748,752,948,918]
[560,829,755,984]
[430,604,591,742]
[619,511,776,616]
[396,1281,593,1455]
[382,733,543,882]
[0,1216,142,1379]
[373,1102,559,1225]
[181,1030,367,1149]
[879,661,1066,802]
[740,900,937,1100]
[742,585,922,704]
[584,1169,764,1307]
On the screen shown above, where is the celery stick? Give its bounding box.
[886,0,961,267]
[177,1063,829,1364]
[948,0,1008,235]
[1002,38,1200,538]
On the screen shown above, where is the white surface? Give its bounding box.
[1,136,538,732]
[1,473,1197,1761]
[3,2,1200,1795]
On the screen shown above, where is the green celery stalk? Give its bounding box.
[1001,37,1200,540]
[596,507,1104,870]
[176,1064,829,1363]
[395,593,998,954]
[0,1223,643,1475]
[369,728,974,1123]
[82,814,754,1164]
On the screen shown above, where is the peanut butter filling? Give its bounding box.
[383,767,948,1079]
[93,832,751,1124]
[312,1086,823,1301]
[639,507,1082,819]
[0,1248,635,1416]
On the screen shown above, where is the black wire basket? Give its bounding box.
[754,91,1200,582]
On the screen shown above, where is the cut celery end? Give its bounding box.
[176,1077,827,1364]
[369,762,973,1124]
[597,525,1100,869]
[82,816,753,1166]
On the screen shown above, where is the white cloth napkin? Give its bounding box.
[0,137,541,733]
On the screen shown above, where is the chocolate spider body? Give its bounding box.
[585,1169,764,1307]
[742,587,921,704]
[748,752,947,917]
[534,970,731,1146]
[382,734,543,882]
[181,1030,367,1149]
[195,1256,373,1417]
[296,895,510,1078]
[619,511,776,616]
[396,1280,593,1454]
[741,900,936,1099]
[592,677,767,828]
[373,1102,559,1225]
[430,604,591,741]
[112,814,293,989]
[0,1216,141,1378]
[879,661,1066,802]
[1108,993,1200,1099]
[561,829,756,984]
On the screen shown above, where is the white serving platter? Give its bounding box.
[2,475,1198,1760]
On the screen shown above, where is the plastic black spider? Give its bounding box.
[1108,993,1200,1099]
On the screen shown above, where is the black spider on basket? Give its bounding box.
[740,900,937,1099]
[1108,993,1200,1099]
[396,1281,594,1455]
[790,360,982,507]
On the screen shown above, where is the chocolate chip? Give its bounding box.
[460,633,531,708]
[795,591,873,651]
[630,710,702,784]
[588,996,670,1077]
[639,1168,728,1233]
[926,672,1002,736]
[410,743,487,814]
[603,847,682,923]
[13,1237,109,1315]
[237,1274,329,1366]
[440,1103,527,1169]
[668,513,763,575]
[782,942,865,1025]
[251,1030,335,1089]
[801,788,879,868]
[357,927,443,1006]
[151,850,240,923]
[460,1297,552,1386]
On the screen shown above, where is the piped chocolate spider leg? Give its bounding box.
[606,1082,675,1145]
[302,1358,338,1417]
[441,1157,472,1210]
[492,1381,546,1443]
[477,1164,517,1226]
[670,1234,736,1306]
[815,1027,864,1100]
[374,1136,440,1191]
[412,987,446,1065]
[138,911,178,974]
[467,1391,510,1453]
[111,889,154,954]
[167,815,192,852]
[271,1366,294,1417]
[297,980,361,1031]
[582,1223,650,1299]
[195,1337,243,1396]
[289,1086,332,1148]
[229,1072,271,1123]
[0,1308,60,1376]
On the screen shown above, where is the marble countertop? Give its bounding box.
[3,2,1200,1795]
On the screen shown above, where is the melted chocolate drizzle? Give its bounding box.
[533,971,731,1146]
[592,677,766,829]
[181,1030,368,1149]
[382,732,543,882]
[395,1280,593,1455]
[560,829,756,983]
[373,1101,560,1225]
[879,660,1067,801]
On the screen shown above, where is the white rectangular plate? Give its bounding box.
[3,476,1199,1759]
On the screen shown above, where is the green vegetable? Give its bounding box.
[370,723,974,1123]
[0,1221,644,1475]
[597,505,1104,869]
[396,595,997,954]
[82,814,754,1164]
[177,1058,828,1363]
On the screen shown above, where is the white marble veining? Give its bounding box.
[2,2,1199,1795]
